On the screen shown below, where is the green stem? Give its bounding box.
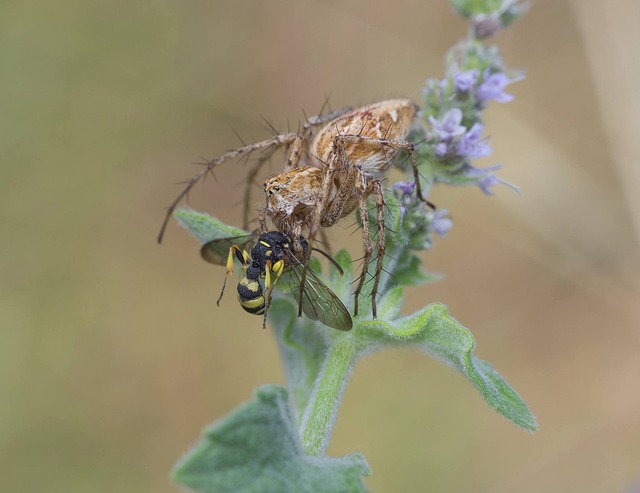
[300,334,356,456]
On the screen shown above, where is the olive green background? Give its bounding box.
[3,1,640,492]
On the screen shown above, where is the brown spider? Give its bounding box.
[158,99,433,317]
[260,99,435,317]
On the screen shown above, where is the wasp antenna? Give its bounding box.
[311,247,344,276]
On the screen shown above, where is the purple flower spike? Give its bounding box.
[476,69,523,103]
[455,123,492,159]
[432,209,452,237]
[454,69,479,93]
[429,108,466,141]
[394,180,415,197]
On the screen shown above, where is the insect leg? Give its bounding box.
[261,259,285,329]
[217,245,248,306]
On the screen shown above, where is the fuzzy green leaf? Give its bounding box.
[174,208,248,244]
[392,254,443,286]
[357,302,538,432]
[173,385,370,493]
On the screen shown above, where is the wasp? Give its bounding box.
[159,99,434,318]
[200,231,352,331]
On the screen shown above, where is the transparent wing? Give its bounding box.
[282,256,352,331]
[200,233,258,265]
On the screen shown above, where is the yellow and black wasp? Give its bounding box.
[200,231,353,331]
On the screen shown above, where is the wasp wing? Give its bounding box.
[282,258,352,331]
[200,233,258,265]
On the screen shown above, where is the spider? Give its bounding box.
[158,99,433,317]
[260,99,436,317]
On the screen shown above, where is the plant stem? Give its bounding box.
[300,334,356,456]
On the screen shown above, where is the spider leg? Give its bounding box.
[302,107,353,140]
[296,144,344,317]
[242,142,287,230]
[280,107,352,175]
[262,259,285,329]
[352,167,373,317]
[367,179,386,318]
[158,133,299,243]
[337,134,436,210]
[404,141,436,210]
[281,134,306,172]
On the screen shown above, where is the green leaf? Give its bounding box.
[392,254,443,286]
[270,298,329,423]
[451,0,503,17]
[357,303,538,432]
[173,385,371,493]
[174,208,249,244]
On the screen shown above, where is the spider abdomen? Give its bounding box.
[310,98,417,178]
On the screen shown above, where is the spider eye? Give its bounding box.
[272,185,280,192]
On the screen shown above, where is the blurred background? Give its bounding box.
[3,0,640,491]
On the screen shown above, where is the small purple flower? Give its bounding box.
[463,163,520,196]
[394,180,415,197]
[476,69,523,103]
[435,142,448,158]
[455,122,492,158]
[477,173,500,195]
[429,108,466,141]
[432,209,452,237]
[454,69,479,93]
